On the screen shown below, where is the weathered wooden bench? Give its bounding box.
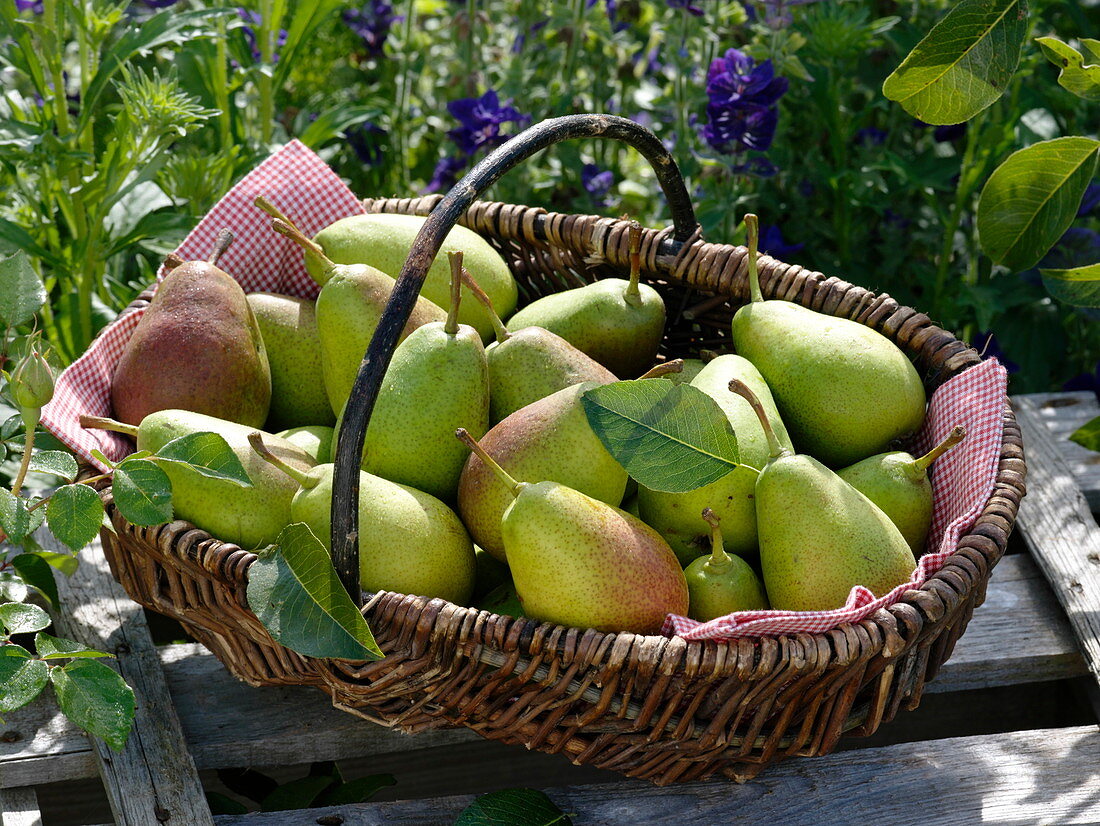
[3,391,1099,825]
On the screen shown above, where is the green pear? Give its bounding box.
[838,426,965,554]
[729,379,916,612]
[637,354,793,565]
[355,252,490,501]
[111,232,271,428]
[456,265,617,422]
[730,215,926,467]
[81,410,314,550]
[305,211,517,341]
[250,434,475,605]
[684,508,769,621]
[505,221,665,377]
[457,430,688,634]
[456,382,628,562]
[247,292,334,430]
[274,425,334,463]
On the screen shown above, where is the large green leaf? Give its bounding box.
[581,381,742,493]
[28,450,79,482]
[455,789,572,826]
[0,488,37,543]
[50,659,136,752]
[46,484,106,552]
[154,431,251,486]
[882,0,1028,124]
[112,458,174,527]
[1037,37,1100,101]
[1039,263,1100,308]
[1070,415,1100,452]
[10,554,58,608]
[0,249,46,327]
[246,524,383,662]
[977,137,1100,272]
[0,644,49,713]
[0,601,50,634]
[34,632,110,660]
[259,777,334,813]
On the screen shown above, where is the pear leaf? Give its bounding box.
[1036,36,1100,101]
[582,381,741,493]
[455,789,572,826]
[1038,263,1100,308]
[153,431,252,486]
[246,523,383,662]
[882,0,1028,125]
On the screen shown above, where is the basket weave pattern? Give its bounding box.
[98,196,1026,784]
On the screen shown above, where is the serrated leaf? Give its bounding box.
[882,0,1028,124]
[246,523,383,662]
[0,644,49,713]
[46,485,106,552]
[259,776,335,812]
[581,381,742,493]
[455,789,572,826]
[315,774,396,807]
[0,249,47,327]
[112,458,173,526]
[154,431,251,486]
[51,659,135,752]
[34,632,110,660]
[0,601,50,634]
[28,450,79,482]
[10,554,59,607]
[1038,263,1100,308]
[0,488,31,542]
[977,137,1100,272]
[1070,414,1100,452]
[1037,36,1100,101]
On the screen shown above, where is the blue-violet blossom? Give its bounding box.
[701,48,788,155]
[343,1,402,57]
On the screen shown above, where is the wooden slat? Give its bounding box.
[43,532,214,826]
[212,725,1100,826]
[1013,396,1100,694]
[1016,391,1100,508]
[0,787,42,826]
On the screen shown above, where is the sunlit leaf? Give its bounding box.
[46,484,106,552]
[1039,263,1100,308]
[0,644,49,713]
[51,659,136,752]
[0,249,46,327]
[112,458,173,526]
[1036,36,1100,101]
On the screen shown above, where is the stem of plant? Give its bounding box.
[247,432,316,489]
[458,265,509,343]
[445,252,463,335]
[395,0,418,193]
[911,425,966,475]
[10,420,36,498]
[728,377,787,460]
[637,359,683,380]
[701,507,732,572]
[455,428,525,498]
[624,220,642,303]
[745,213,762,303]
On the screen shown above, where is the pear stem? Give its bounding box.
[699,349,720,362]
[269,217,336,278]
[912,425,966,474]
[445,252,463,336]
[624,219,643,305]
[455,428,524,498]
[247,432,318,489]
[163,253,185,272]
[728,378,788,460]
[745,213,762,304]
[253,196,296,227]
[638,359,683,380]
[209,229,234,267]
[701,507,733,572]
[79,415,139,439]
[458,266,510,344]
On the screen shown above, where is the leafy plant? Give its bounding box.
[453,788,572,826]
[211,761,395,815]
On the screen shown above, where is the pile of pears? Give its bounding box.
[89,205,964,637]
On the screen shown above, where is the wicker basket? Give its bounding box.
[96,115,1026,785]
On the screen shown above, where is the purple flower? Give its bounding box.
[343,1,401,57]
[346,121,387,167]
[668,0,704,15]
[446,90,528,156]
[855,127,887,146]
[700,48,788,155]
[512,17,548,54]
[759,225,802,259]
[1063,363,1100,400]
[15,0,43,11]
[582,164,615,207]
[974,332,1020,374]
[238,9,288,63]
[1078,181,1100,217]
[424,156,468,194]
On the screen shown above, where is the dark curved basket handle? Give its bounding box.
[330,113,699,604]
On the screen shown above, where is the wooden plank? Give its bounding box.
[43,532,214,826]
[211,725,1100,826]
[0,787,42,826]
[2,553,1084,788]
[1013,396,1100,694]
[1016,391,1100,509]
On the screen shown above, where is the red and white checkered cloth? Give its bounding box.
[41,140,365,471]
[662,356,1009,640]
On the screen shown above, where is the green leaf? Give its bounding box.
[259,776,335,812]
[977,137,1100,272]
[1036,37,1100,101]
[1038,263,1100,308]
[246,523,383,662]
[455,789,572,826]
[34,632,110,660]
[882,0,1028,124]
[0,488,32,542]
[1070,415,1100,452]
[205,792,249,816]
[50,659,136,752]
[46,485,105,552]
[315,774,396,807]
[29,550,79,576]
[0,644,49,713]
[581,381,742,493]
[154,432,251,486]
[0,249,46,327]
[90,449,116,470]
[112,458,174,526]
[28,450,79,482]
[0,601,50,634]
[10,554,58,607]
[296,105,383,149]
